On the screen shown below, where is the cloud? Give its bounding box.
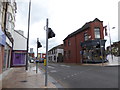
[15,0,119,54]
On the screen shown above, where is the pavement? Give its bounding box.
[1,63,57,89]
[81,55,120,67]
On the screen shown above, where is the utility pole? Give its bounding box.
[36,38,39,73]
[100,39,104,66]
[45,18,48,86]
[26,0,31,70]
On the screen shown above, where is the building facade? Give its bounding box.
[12,30,27,67]
[0,1,17,72]
[63,18,106,63]
[107,41,120,56]
[48,44,64,62]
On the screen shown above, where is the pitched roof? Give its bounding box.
[14,30,27,39]
[48,44,63,52]
[63,18,103,41]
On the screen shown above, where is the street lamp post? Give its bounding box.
[26,0,31,70]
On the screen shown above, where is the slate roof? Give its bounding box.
[63,18,103,41]
[48,44,64,52]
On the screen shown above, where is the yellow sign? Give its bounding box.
[44,59,46,66]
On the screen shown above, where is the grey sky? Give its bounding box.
[15,0,119,55]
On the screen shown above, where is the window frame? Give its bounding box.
[94,27,100,39]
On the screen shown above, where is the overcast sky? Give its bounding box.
[15,0,119,55]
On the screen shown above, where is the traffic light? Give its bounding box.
[37,41,42,48]
[48,28,55,39]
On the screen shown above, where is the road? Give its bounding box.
[39,63,118,88]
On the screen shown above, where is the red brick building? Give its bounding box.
[63,18,106,63]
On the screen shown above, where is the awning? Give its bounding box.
[81,39,106,47]
[0,25,6,46]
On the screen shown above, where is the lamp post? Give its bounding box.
[26,0,31,70]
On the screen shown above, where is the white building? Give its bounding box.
[13,30,27,50]
[48,44,64,62]
[12,30,27,66]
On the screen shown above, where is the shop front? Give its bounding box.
[12,50,26,67]
[81,39,107,63]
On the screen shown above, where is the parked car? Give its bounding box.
[39,58,44,63]
[29,59,34,63]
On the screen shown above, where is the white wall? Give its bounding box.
[13,30,27,50]
[48,48,64,62]
[57,49,64,55]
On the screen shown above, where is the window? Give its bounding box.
[54,56,56,60]
[94,28,100,38]
[64,51,66,58]
[68,50,71,58]
[68,40,71,46]
[64,41,66,46]
[84,33,88,41]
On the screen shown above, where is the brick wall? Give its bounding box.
[0,46,4,74]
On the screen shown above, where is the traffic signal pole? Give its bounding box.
[45,18,48,86]
[36,38,39,73]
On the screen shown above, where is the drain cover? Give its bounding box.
[20,80,27,82]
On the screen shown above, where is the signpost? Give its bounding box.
[36,38,42,73]
[45,18,48,86]
[45,18,55,86]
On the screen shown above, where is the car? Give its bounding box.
[39,58,44,63]
[29,59,34,63]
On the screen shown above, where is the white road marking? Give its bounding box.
[48,66,55,69]
[71,75,74,76]
[60,65,70,67]
[67,76,70,78]
[50,70,57,73]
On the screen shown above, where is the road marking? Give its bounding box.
[67,76,70,78]
[48,66,55,69]
[50,70,57,73]
[63,77,66,79]
[60,65,70,67]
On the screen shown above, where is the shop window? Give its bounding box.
[94,28,100,38]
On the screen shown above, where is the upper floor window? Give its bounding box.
[68,40,71,46]
[94,28,100,38]
[84,33,88,41]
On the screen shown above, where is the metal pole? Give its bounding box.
[108,23,113,61]
[100,39,103,66]
[45,18,48,86]
[26,0,31,70]
[36,38,39,73]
